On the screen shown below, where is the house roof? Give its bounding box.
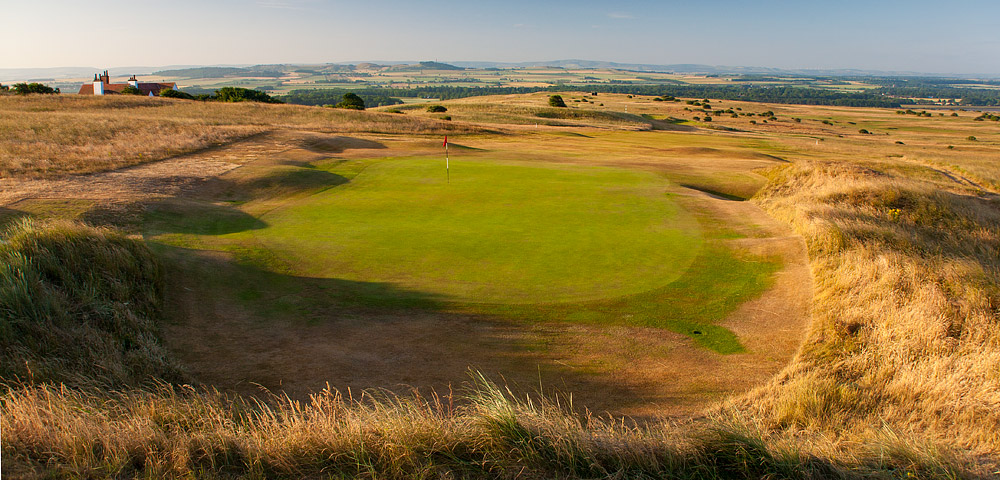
[78,82,177,96]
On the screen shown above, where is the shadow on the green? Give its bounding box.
[153,242,676,417]
[641,115,700,132]
[145,201,267,236]
[301,135,387,154]
[244,168,349,193]
[552,131,594,138]
[447,143,486,151]
[0,207,27,227]
[680,184,748,202]
[200,167,351,205]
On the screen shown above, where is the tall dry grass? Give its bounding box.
[2,375,976,479]
[726,154,1000,459]
[0,219,183,387]
[0,95,478,178]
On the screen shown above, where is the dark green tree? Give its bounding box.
[214,87,281,103]
[548,95,567,107]
[12,82,57,95]
[120,85,142,95]
[426,105,447,112]
[158,88,195,100]
[335,93,366,110]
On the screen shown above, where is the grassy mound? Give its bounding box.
[0,219,181,387]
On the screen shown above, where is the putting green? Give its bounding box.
[255,157,703,304]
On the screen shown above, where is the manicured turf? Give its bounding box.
[144,152,780,354]
[255,157,703,304]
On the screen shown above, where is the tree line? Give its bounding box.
[278,89,404,108]
[280,84,916,108]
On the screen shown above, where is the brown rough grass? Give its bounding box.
[717,122,1000,465]
[0,95,478,179]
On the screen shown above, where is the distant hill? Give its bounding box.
[4,60,999,85]
[381,61,464,72]
[448,59,979,78]
[418,61,463,70]
[154,66,285,78]
[154,67,249,78]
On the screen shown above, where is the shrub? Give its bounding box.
[214,87,281,103]
[426,105,447,113]
[703,116,712,122]
[966,136,977,141]
[120,85,143,95]
[11,82,58,95]
[158,88,195,100]
[440,115,452,121]
[859,129,870,134]
[334,92,365,110]
[895,141,905,144]
[548,95,567,107]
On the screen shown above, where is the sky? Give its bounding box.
[4,0,1000,75]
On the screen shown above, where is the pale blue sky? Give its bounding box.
[4,0,999,74]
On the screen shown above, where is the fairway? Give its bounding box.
[256,157,702,304]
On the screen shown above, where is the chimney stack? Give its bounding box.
[93,71,104,96]
[128,75,139,88]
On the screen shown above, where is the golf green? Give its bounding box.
[254,157,703,304]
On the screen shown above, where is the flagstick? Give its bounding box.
[446,141,450,184]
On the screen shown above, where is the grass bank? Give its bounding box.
[0,219,182,388]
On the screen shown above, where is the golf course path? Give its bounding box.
[0,131,298,211]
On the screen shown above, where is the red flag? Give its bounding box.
[443,136,448,147]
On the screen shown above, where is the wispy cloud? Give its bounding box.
[607,12,634,19]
